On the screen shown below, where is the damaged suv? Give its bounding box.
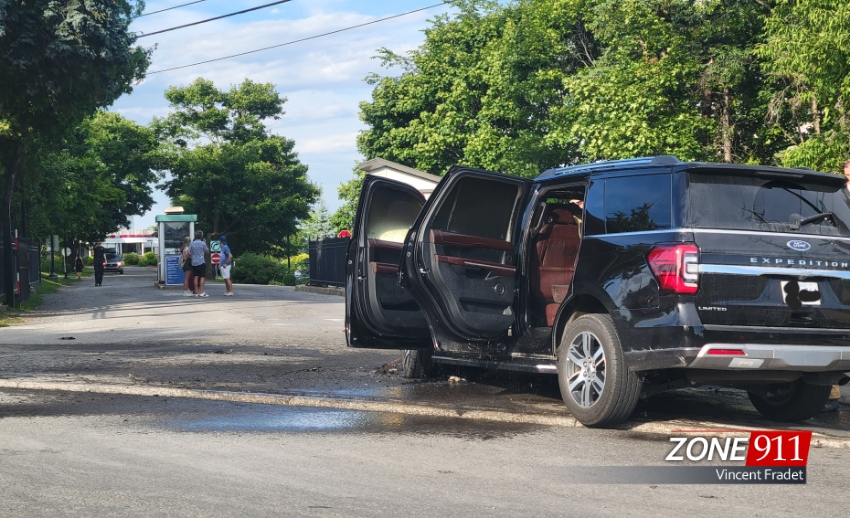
[345,155,850,427]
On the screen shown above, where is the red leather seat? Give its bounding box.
[530,205,580,326]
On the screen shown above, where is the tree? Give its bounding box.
[756,0,850,172]
[157,78,319,255]
[28,112,162,244]
[330,165,366,233]
[0,0,150,304]
[298,199,337,252]
[357,0,583,178]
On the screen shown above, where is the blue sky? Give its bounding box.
[113,0,455,228]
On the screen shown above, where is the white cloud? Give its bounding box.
[120,1,455,226]
[295,133,358,154]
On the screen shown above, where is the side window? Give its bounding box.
[604,175,672,234]
[365,187,422,243]
[430,176,520,240]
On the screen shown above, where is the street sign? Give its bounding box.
[210,240,221,252]
[211,253,221,264]
[62,247,72,256]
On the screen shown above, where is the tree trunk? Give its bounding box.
[2,139,24,306]
[721,88,733,163]
[812,98,821,135]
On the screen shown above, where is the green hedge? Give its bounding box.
[230,253,292,285]
[142,251,158,266]
[40,253,64,273]
[124,252,140,265]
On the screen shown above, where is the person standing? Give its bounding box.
[92,241,106,286]
[74,255,84,281]
[220,235,234,296]
[189,230,209,297]
[180,236,194,297]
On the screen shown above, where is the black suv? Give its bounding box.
[345,156,850,427]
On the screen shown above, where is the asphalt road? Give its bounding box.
[1,267,849,516]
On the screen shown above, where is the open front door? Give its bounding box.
[346,176,431,349]
[402,167,531,348]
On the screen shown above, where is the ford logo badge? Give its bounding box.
[787,240,811,251]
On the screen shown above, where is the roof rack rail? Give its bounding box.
[651,155,681,165]
[537,155,682,178]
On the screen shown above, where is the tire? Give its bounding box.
[401,349,435,379]
[557,314,641,427]
[748,380,831,421]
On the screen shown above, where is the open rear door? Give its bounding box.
[346,176,431,349]
[402,167,531,350]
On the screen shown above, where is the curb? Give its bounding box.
[1,378,849,448]
[295,285,344,296]
[0,379,578,427]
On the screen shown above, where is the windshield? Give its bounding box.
[687,171,850,236]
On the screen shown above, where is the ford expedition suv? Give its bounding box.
[345,156,850,427]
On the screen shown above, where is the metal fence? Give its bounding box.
[308,237,350,288]
[0,236,41,303]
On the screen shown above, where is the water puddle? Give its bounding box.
[172,404,543,438]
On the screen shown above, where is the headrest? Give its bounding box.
[542,204,574,225]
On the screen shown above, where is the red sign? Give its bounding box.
[745,430,812,467]
[211,253,221,264]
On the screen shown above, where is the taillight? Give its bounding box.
[648,243,699,294]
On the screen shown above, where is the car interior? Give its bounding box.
[528,188,585,327]
[362,185,426,332]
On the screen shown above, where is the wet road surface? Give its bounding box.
[2,268,850,515]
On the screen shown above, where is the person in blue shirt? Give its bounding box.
[220,235,234,296]
[188,230,209,297]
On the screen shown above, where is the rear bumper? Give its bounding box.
[687,344,850,372]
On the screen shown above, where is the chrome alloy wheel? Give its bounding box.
[565,331,606,408]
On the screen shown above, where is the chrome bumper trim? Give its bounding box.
[687,343,850,372]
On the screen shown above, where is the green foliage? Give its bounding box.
[357,0,577,177]
[155,78,319,256]
[299,199,338,251]
[230,253,288,285]
[331,166,365,233]
[123,252,140,265]
[348,0,850,208]
[1,0,150,305]
[142,251,158,267]
[26,112,162,241]
[756,0,850,172]
[40,254,63,274]
[83,255,94,266]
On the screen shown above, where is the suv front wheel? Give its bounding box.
[557,314,641,427]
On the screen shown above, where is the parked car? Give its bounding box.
[104,254,124,274]
[346,155,850,427]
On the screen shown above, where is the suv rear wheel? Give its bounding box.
[747,380,831,421]
[557,314,640,427]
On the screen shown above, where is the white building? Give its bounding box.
[357,158,441,198]
[102,228,158,255]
